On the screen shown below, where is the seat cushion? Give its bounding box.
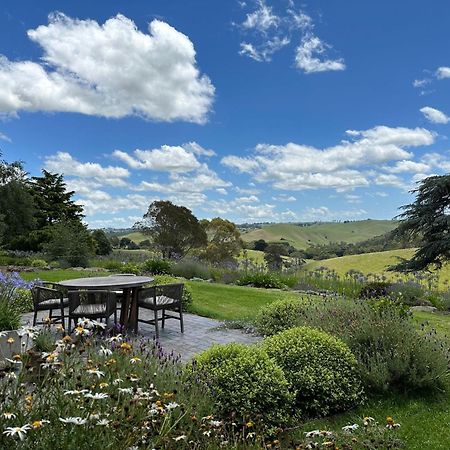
[138,295,178,308]
[72,303,107,316]
[38,298,69,308]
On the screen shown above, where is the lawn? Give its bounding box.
[186,280,300,320]
[20,269,110,283]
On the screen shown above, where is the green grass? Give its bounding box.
[304,248,450,289]
[241,220,397,249]
[186,280,300,321]
[119,231,149,243]
[413,310,450,338]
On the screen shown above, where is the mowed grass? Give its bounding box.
[304,248,450,289]
[20,269,110,283]
[186,280,300,321]
[241,220,397,249]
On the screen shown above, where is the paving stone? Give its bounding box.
[22,309,260,361]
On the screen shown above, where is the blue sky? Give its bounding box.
[1,0,450,228]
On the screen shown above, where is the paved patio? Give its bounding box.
[22,310,260,361]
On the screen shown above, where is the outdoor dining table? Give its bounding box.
[57,275,154,330]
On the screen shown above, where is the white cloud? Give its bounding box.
[45,151,130,181]
[301,206,368,222]
[272,194,296,202]
[134,164,230,194]
[413,78,431,88]
[114,145,201,172]
[0,13,214,123]
[221,125,434,191]
[242,0,279,32]
[373,174,406,189]
[237,2,344,72]
[436,67,450,79]
[182,142,216,157]
[386,160,431,174]
[235,195,259,203]
[420,106,449,124]
[216,188,228,195]
[295,35,345,73]
[0,132,11,142]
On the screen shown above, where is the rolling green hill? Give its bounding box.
[241,220,397,249]
[304,248,450,289]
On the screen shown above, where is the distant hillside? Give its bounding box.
[241,220,398,250]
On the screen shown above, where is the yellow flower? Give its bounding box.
[120,342,132,351]
[130,357,141,364]
[32,420,46,429]
[246,421,254,428]
[62,335,72,343]
[25,395,33,404]
[12,354,22,361]
[6,337,15,344]
[105,358,116,366]
[56,324,65,332]
[99,382,109,389]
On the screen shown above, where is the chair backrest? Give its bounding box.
[137,286,157,304]
[68,290,116,315]
[157,283,184,303]
[31,286,63,306]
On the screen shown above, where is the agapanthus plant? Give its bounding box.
[0,272,34,331]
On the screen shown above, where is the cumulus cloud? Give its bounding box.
[0,13,214,123]
[221,125,435,191]
[242,0,279,31]
[386,160,431,174]
[420,106,449,124]
[301,206,368,222]
[45,152,130,183]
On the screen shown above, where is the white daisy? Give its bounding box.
[3,424,31,440]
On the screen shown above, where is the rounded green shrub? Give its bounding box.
[31,258,48,268]
[359,281,391,299]
[143,258,172,275]
[263,327,363,417]
[255,297,306,335]
[188,343,294,430]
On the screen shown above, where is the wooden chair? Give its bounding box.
[135,284,184,337]
[67,290,117,331]
[31,286,69,329]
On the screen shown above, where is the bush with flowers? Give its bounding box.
[0,319,276,450]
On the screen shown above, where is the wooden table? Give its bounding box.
[58,275,154,330]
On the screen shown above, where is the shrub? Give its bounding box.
[118,262,142,275]
[387,281,425,306]
[237,272,285,289]
[255,297,307,336]
[263,327,363,417]
[31,258,48,268]
[358,281,391,299]
[188,343,294,430]
[143,258,172,275]
[171,259,212,280]
[256,297,450,394]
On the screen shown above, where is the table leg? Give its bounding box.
[120,288,132,327]
[129,288,138,332]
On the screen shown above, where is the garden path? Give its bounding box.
[21,310,260,361]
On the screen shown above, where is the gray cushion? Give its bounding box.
[38,298,69,308]
[138,295,178,308]
[72,304,107,316]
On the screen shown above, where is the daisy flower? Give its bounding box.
[3,424,31,440]
[86,368,105,378]
[59,417,87,425]
[84,392,109,400]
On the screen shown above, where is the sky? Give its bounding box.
[1,0,450,228]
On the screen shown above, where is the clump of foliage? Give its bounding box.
[171,259,213,280]
[0,272,34,331]
[138,200,207,259]
[255,297,450,394]
[390,174,450,272]
[43,220,94,268]
[263,327,363,417]
[91,229,112,256]
[143,258,172,275]
[31,259,48,269]
[188,343,294,431]
[358,281,391,299]
[387,281,425,306]
[237,272,285,289]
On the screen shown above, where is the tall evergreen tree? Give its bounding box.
[30,170,84,228]
[390,174,450,272]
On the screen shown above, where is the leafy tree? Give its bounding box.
[0,152,27,184]
[390,174,450,272]
[109,235,120,248]
[43,220,94,267]
[200,218,243,264]
[254,239,268,251]
[30,170,84,228]
[91,229,113,255]
[264,244,284,271]
[140,201,206,258]
[119,237,133,248]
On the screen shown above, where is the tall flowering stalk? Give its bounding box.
[0,272,34,331]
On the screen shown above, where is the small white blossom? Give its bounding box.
[342,424,359,433]
[84,392,109,400]
[166,402,179,410]
[3,424,31,440]
[59,417,87,425]
[86,368,105,378]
